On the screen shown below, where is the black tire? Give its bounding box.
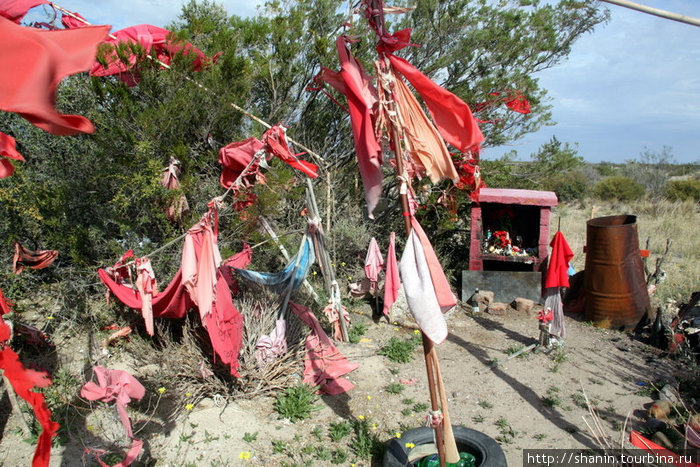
[383,426,507,467]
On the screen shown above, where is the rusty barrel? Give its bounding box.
[584,215,650,330]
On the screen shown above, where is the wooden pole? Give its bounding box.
[598,0,700,27]
[368,1,459,463]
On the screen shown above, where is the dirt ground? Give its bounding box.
[0,295,690,467]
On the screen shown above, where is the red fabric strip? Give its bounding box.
[0,17,110,135]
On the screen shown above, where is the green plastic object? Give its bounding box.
[416,452,477,467]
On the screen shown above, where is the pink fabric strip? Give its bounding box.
[80,366,145,467]
[382,232,400,316]
[289,302,358,395]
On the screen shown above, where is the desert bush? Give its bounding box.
[593,176,645,201]
[666,179,700,201]
[546,170,590,202]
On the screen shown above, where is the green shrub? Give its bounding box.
[546,170,590,202]
[666,179,700,201]
[593,176,644,201]
[274,384,319,422]
[378,337,417,363]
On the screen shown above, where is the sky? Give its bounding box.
[24,0,700,164]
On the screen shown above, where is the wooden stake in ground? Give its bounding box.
[367,1,459,464]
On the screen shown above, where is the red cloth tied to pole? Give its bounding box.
[262,124,318,178]
[382,232,400,316]
[80,366,145,467]
[387,54,483,153]
[60,10,89,29]
[0,315,59,467]
[218,137,265,189]
[134,257,158,336]
[318,36,382,217]
[0,0,49,23]
[0,17,110,135]
[89,24,211,84]
[289,302,358,395]
[12,241,58,274]
[1,131,24,178]
[364,237,384,294]
[544,231,574,289]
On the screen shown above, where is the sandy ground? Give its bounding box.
[0,299,689,467]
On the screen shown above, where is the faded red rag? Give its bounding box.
[0,316,58,467]
[90,24,209,83]
[323,36,382,217]
[262,124,318,178]
[0,131,23,178]
[290,302,358,395]
[388,54,483,153]
[364,237,384,293]
[80,366,145,467]
[218,137,264,189]
[382,232,400,316]
[0,0,49,23]
[0,17,110,135]
[12,241,59,274]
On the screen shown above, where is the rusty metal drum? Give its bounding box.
[584,215,650,330]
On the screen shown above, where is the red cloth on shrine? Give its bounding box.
[289,302,358,395]
[12,241,59,274]
[0,317,58,467]
[89,24,209,83]
[388,54,483,153]
[161,158,189,221]
[0,0,48,23]
[382,232,400,316]
[544,231,574,289]
[0,17,109,135]
[320,36,382,217]
[262,125,318,178]
[80,366,145,467]
[218,137,265,189]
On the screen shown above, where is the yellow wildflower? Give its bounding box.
[367,395,372,400]
[405,442,415,448]
[371,423,378,430]
[185,403,194,411]
[395,432,402,439]
[413,329,420,335]
[238,451,251,460]
[341,262,346,267]
[46,316,54,320]
[358,415,365,420]
[157,387,166,394]
[185,392,191,397]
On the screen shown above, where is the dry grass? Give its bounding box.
[127,287,307,420]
